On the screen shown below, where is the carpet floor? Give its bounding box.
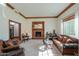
[20,39,62,56]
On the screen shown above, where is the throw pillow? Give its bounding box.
[62,37,68,43]
[66,39,73,43]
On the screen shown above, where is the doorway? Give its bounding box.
[9,20,21,40]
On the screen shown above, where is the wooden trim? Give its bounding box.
[26,16,57,19]
[5,3,15,9]
[65,15,75,20]
[63,15,75,22]
[18,12,26,19]
[18,12,57,19]
[9,20,21,24]
[56,3,75,18]
[9,20,21,40]
[13,36,20,38]
[5,3,26,19]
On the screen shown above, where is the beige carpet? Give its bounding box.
[20,39,62,56]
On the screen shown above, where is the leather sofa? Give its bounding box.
[0,39,24,56]
[53,35,78,55]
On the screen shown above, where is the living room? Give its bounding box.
[0,3,79,56]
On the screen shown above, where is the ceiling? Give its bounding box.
[6,3,76,18]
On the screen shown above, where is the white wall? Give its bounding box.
[25,18,58,38]
[56,18,62,34]
[0,4,27,41]
[0,5,9,41]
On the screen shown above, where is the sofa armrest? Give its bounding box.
[1,45,19,53]
[63,43,78,49]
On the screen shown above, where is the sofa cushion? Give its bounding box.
[53,39,63,47]
[12,40,18,45]
[7,42,14,46]
[62,37,68,43]
[66,39,73,43]
[57,35,63,41]
[72,38,78,43]
[53,39,63,52]
[7,39,19,46]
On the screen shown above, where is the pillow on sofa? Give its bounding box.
[62,37,68,43]
[66,39,73,43]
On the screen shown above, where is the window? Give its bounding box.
[63,19,75,35]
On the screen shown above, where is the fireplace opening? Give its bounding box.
[35,32,41,37]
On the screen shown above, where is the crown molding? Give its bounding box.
[5,3,75,19]
[56,3,75,18]
[5,3,15,9]
[63,15,75,22]
[18,12,26,19]
[26,16,57,19]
